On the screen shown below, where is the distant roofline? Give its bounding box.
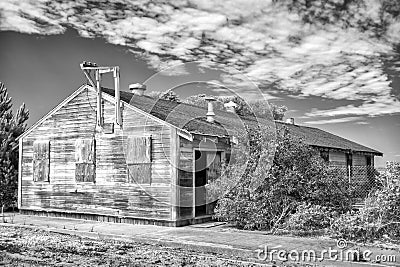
[274,120,383,156]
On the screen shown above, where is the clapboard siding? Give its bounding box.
[21,87,173,220]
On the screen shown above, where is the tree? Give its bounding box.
[213,126,351,231]
[0,82,29,220]
[183,94,225,110]
[147,90,181,102]
[249,100,287,121]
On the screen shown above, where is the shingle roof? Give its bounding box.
[103,88,382,156]
[102,88,272,137]
[275,121,383,156]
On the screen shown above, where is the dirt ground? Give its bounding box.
[0,225,279,267]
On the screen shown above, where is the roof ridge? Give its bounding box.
[102,87,262,122]
[275,120,382,155]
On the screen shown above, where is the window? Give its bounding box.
[320,150,329,162]
[206,151,222,182]
[33,140,50,182]
[75,138,96,182]
[225,152,231,164]
[126,136,152,184]
[366,155,372,167]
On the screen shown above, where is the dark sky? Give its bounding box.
[1,0,399,167]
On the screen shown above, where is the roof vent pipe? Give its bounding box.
[224,101,237,113]
[205,96,216,123]
[129,83,146,96]
[286,117,295,124]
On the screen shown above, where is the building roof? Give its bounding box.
[104,88,383,156]
[102,88,273,138]
[275,121,383,156]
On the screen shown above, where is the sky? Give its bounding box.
[0,0,400,166]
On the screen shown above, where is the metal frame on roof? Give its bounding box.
[18,85,194,142]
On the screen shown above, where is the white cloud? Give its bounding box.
[355,121,370,125]
[304,116,365,125]
[305,97,400,117]
[1,0,399,117]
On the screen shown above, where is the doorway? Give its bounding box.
[194,150,222,217]
[195,150,207,217]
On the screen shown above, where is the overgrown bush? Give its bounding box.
[283,203,337,233]
[213,127,352,231]
[331,181,400,242]
[330,211,383,242]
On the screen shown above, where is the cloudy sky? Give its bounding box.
[1,0,399,166]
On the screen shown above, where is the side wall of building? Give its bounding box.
[20,87,174,221]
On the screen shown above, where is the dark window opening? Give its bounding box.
[194,150,222,217]
[195,150,207,217]
[366,155,372,167]
[320,150,329,162]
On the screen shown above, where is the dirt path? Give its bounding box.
[0,226,274,267]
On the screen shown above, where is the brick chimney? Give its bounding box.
[129,83,146,96]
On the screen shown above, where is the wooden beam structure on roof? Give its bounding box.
[80,61,122,128]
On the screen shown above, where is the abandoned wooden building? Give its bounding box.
[18,63,382,226]
[276,119,382,172]
[276,119,383,197]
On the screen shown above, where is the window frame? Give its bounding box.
[75,138,96,183]
[126,135,152,185]
[32,140,50,183]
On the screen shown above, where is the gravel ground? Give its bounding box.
[0,225,275,267]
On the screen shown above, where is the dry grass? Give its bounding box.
[0,225,268,267]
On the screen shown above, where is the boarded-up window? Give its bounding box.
[75,138,95,183]
[75,163,95,182]
[33,140,50,182]
[127,164,151,184]
[126,136,151,163]
[126,136,152,184]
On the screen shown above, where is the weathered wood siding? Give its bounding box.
[21,87,173,220]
